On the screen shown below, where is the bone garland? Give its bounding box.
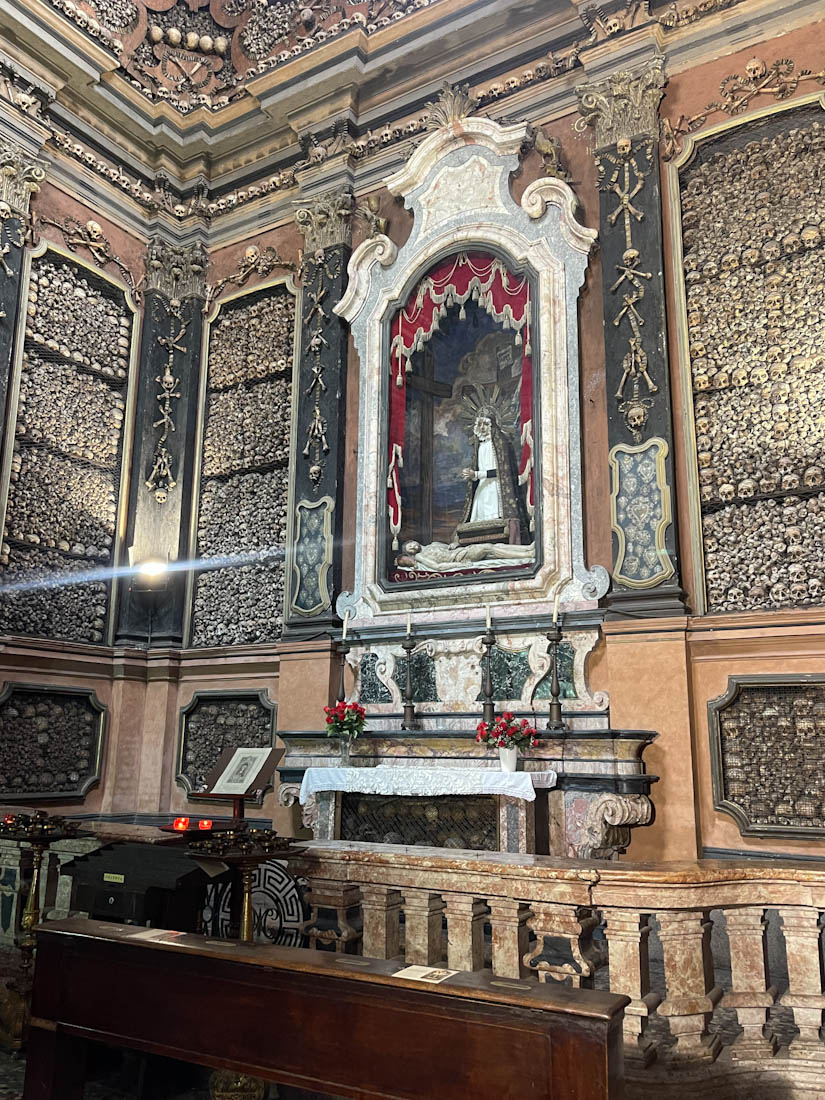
[145,298,185,503]
[204,243,295,313]
[596,138,658,438]
[662,56,825,160]
[34,215,137,297]
[300,255,339,490]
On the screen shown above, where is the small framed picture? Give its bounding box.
[210,747,275,796]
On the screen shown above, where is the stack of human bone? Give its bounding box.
[0,689,99,797]
[180,698,272,791]
[191,286,295,646]
[0,252,132,643]
[681,119,825,612]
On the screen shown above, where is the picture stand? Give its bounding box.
[195,746,283,822]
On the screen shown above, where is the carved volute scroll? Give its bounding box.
[334,106,607,635]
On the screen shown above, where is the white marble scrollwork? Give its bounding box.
[334,112,609,632]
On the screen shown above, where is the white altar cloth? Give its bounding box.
[299,765,557,804]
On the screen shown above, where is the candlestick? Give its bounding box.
[406,610,411,637]
[342,609,349,641]
[336,640,351,704]
[400,637,420,730]
[553,592,560,624]
[486,604,491,630]
[545,619,567,731]
[481,625,497,726]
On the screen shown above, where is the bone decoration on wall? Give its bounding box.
[0,250,134,644]
[190,282,296,647]
[681,109,825,613]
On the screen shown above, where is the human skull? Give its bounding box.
[719,483,735,502]
[0,201,12,221]
[505,77,520,92]
[782,233,801,254]
[770,581,789,604]
[762,239,781,262]
[244,245,261,266]
[86,220,103,240]
[617,137,631,156]
[801,225,821,248]
[720,252,739,272]
[714,370,730,389]
[808,577,823,600]
[695,373,711,391]
[781,470,799,490]
[790,581,809,603]
[737,477,756,498]
[731,366,748,387]
[625,401,647,434]
[804,465,823,487]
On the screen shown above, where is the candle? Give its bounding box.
[406,610,411,637]
[342,609,349,641]
[486,604,491,630]
[553,592,560,624]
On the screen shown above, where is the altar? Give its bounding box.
[279,729,656,859]
[299,765,557,855]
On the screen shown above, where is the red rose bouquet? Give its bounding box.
[324,701,367,740]
[475,712,538,751]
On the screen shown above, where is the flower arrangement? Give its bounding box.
[324,701,367,740]
[476,712,538,751]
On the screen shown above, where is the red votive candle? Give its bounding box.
[173,816,190,831]
[198,819,213,830]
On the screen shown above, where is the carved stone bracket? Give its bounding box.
[278,783,319,833]
[577,793,654,859]
[0,135,45,218]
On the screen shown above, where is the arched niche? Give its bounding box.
[335,115,608,627]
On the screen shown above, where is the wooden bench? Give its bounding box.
[24,918,629,1099]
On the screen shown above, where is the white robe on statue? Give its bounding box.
[469,438,502,522]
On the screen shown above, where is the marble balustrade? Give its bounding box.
[291,841,825,1098]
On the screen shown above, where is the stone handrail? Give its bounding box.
[291,841,825,1099]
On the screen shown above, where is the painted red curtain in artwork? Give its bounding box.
[387,251,534,549]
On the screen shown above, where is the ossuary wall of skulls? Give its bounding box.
[0,252,133,643]
[681,107,825,614]
[190,284,295,646]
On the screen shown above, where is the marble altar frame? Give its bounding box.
[334,115,608,629]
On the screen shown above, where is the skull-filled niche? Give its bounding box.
[386,252,538,585]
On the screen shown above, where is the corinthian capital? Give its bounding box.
[0,135,46,217]
[294,188,354,253]
[576,56,666,150]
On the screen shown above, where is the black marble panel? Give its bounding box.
[596,138,686,614]
[116,291,203,646]
[285,246,349,634]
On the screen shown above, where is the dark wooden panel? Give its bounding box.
[25,919,628,1100]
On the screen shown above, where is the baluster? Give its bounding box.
[302,878,362,954]
[403,889,445,965]
[523,902,600,987]
[777,907,825,1058]
[443,893,487,972]
[657,910,722,1060]
[361,885,403,960]
[723,907,777,1058]
[489,899,531,979]
[601,907,660,1065]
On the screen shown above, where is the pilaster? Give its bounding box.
[285,188,352,636]
[576,57,687,617]
[116,239,208,646]
[0,132,45,461]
